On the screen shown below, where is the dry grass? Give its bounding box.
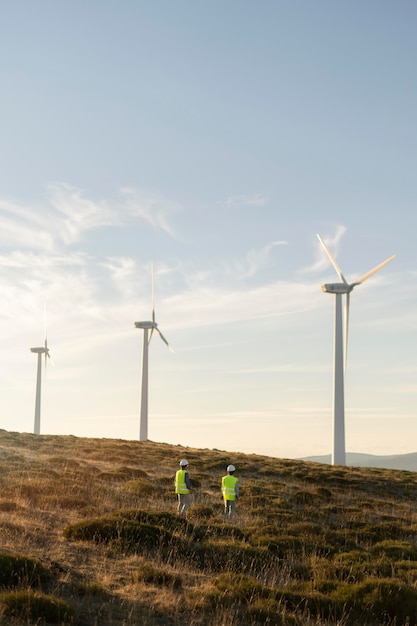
[1,429,417,625]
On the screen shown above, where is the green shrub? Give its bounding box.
[276,588,335,621]
[214,573,268,602]
[134,563,182,589]
[0,552,50,588]
[112,509,187,532]
[352,523,408,545]
[371,540,417,561]
[331,550,398,582]
[63,517,174,550]
[76,581,108,597]
[248,598,298,625]
[311,579,339,594]
[0,589,74,623]
[252,534,309,558]
[331,578,417,623]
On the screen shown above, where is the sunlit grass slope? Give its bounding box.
[1,429,417,625]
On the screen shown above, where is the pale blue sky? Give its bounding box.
[0,2,416,458]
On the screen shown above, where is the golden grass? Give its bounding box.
[2,429,417,624]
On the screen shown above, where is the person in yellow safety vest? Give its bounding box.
[222,464,239,520]
[175,459,191,517]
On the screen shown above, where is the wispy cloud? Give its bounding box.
[165,279,321,329]
[0,250,98,329]
[0,199,56,251]
[0,250,86,270]
[121,187,178,238]
[47,183,121,244]
[101,256,138,297]
[230,241,288,278]
[0,184,179,254]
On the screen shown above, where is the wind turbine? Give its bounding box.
[30,310,54,435]
[316,234,395,466]
[134,265,173,441]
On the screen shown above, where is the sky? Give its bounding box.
[0,1,416,460]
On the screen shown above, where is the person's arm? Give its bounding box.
[185,472,191,490]
[235,480,239,499]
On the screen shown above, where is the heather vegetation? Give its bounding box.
[1,429,417,625]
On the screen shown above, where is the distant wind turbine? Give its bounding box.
[316,234,395,466]
[134,264,173,441]
[30,310,54,435]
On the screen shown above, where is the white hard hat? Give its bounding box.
[227,464,236,472]
[180,459,188,466]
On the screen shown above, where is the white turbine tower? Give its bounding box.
[316,234,395,466]
[134,265,173,441]
[30,311,54,435]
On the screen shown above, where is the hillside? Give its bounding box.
[2,429,417,625]
[302,452,417,472]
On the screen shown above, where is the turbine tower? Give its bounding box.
[134,265,173,441]
[316,234,395,466]
[30,314,54,435]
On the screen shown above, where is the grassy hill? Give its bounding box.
[2,429,417,625]
[302,452,417,472]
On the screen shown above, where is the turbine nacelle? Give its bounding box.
[30,347,48,354]
[321,283,355,295]
[134,321,157,329]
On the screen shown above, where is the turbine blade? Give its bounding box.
[44,304,48,351]
[151,262,155,324]
[316,234,348,284]
[344,293,350,375]
[44,302,48,336]
[148,328,154,344]
[43,304,53,366]
[156,328,174,352]
[354,255,396,285]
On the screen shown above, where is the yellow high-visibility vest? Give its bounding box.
[222,475,238,501]
[175,469,190,494]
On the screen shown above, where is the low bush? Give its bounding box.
[0,589,74,623]
[276,588,335,621]
[315,549,400,586]
[0,552,50,588]
[333,577,417,623]
[112,509,187,532]
[370,539,417,561]
[63,517,174,551]
[213,572,268,602]
[248,598,298,625]
[134,562,182,589]
[123,478,154,496]
[76,581,108,597]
